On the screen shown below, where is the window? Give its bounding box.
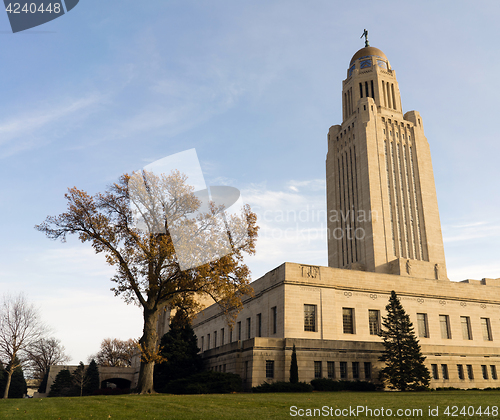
[352,362,359,379]
[417,313,429,338]
[441,364,449,380]
[431,364,439,379]
[461,316,472,340]
[327,362,335,379]
[364,362,371,379]
[467,365,474,380]
[457,364,464,380]
[481,318,493,341]
[237,322,241,341]
[368,310,380,335]
[207,333,210,350]
[229,329,233,343]
[340,362,347,379]
[440,315,451,339]
[201,336,204,352]
[314,361,322,379]
[266,360,274,378]
[214,331,217,347]
[491,365,498,380]
[343,308,355,334]
[257,313,262,337]
[247,317,251,339]
[304,304,317,332]
[482,365,489,379]
[221,328,225,346]
[271,307,277,334]
[223,364,226,373]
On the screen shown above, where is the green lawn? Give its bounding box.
[1,391,500,419]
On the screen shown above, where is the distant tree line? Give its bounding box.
[0,294,70,399]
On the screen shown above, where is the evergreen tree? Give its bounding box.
[49,369,75,397]
[378,291,430,391]
[289,344,298,383]
[84,359,100,396]
[0,361,6,398]
[38,372,49,394]
[2,358,28,398]
[9,365,28,399]
[154,311,204,392]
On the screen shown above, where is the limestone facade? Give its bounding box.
[193,263,500,389]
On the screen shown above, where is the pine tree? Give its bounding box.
[378,291,430,391]
[8,363,27,398]
[49,369,75,397]
[289,344,298,383]
[38,372,49,394]
[0,361,6,397]
[153,311,204,392]
[0,357,27,398]
[84,359,100,396]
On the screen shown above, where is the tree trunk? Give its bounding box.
[3,370,13,399]
[136,307,159,394]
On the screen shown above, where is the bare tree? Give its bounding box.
[0,294,47,398]
[26,337,70,381]
[72,362,88,397]
[88,338,137,367]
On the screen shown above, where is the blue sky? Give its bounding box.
[1,0,499,365]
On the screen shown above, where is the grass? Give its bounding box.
[1,391,500,419]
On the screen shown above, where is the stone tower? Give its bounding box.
[326,44,447,280]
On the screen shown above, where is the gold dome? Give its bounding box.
[349,46,388,66]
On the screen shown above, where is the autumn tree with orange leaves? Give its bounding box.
[36,170,258,394]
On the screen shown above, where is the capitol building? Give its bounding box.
[179,39,500,390]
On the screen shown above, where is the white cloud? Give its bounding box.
[286,179,326,192]
[442,220,500,243]
[242,180,327,279]
[0,93,104,157]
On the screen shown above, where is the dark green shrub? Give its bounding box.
[310,379,378,392]
[162,371,242,394]
[252,381,313,393]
